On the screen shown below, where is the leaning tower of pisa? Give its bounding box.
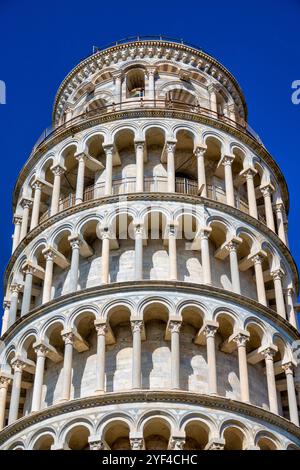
[0,37,299,450]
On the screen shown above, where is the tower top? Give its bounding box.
[52,37,248,126]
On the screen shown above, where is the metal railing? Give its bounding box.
[33,98,262,154]
[91,35,209,56]
[39,176,265,224]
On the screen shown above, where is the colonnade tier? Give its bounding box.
[0,288,299,434]
[3,199,298,335]
[12,121,289,256]
[1,396,300,450]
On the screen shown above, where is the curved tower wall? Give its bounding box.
[0,38,299,451]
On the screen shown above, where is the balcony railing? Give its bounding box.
[33,98,262,153]
[39,176,266,225]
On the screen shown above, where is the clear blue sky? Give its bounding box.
[0,0,299,306]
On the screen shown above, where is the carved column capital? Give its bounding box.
[34,343,49,358]
[11,359,26,373]
[61,331,74,345]
[51,164,66,176]
[134,140,145,151]
[130,437,144,450]
[95,322,107,336]
[75,151,88,163]
[203,323,218,339]
[194,145,207,158]
[131,320,144,334]
[199,226,212,240]
[261,346,277,361]
[221,154,235,166]
[271,268,284,281]
[233,332,250,348]
[88,437,105,450]
[68,234,81,250]
[168,319,182,334]
[31,180,44,191]
[260,184,275,197]
[13,215,22,225]
[10,283,22,295]
[42,246,55,261]
[166,141,177,153]
[21,198,33,209]
[0,375,11,389]
[282,362,295,375]
[168,437,185,450]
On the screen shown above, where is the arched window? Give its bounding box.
[126,68,145,98]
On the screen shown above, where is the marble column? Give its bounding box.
[12,216,22,253]
[252,254,267,306]
[8,284,22,328]
[271,269,286,319]
[112,71,122,106]
[104,145,114,196]
[166,142,176,193]
[222,155,235,207]
[21,264,34,316]
[200,228,212,285]
[208,85,218,114]
[146,66,156,101]
[282,363,299,426]
[68,236,81,293]
[135,141,144,192]
[233,333,250,403]
[30,181,43,230]
[0,376,11,431]
[261,184,275,231]
[95,322,107,393]
[1,299,11,336]
[20,199,32,241]
[168,320,182,389]
[75,153,87,205]
[134,224,143,280]
[8,360,25,425]
[242,168,258,219]
[194,146,207,197]
[285,288,297,329]
[168,224,177,281]
[50,165,65,216]
[101,229,110,284]
[203,324,218,394]
[274,203,287,245]
[42,248,55,304]
[131,320,143,389]
[261,347,278,415]
[61,332,74,401]
[226,240,241,294]
[31,344,48,412]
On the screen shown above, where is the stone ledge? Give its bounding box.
[0,390,299,446]
[1,281,299,343]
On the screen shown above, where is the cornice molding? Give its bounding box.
[6,193,298,292]
[1,280,299,345]
[0,391,299,446]
[52,40,248,124]
[11,108,289,213]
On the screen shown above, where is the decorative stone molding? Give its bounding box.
[1,391,300,447]
[2,281,299,344]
